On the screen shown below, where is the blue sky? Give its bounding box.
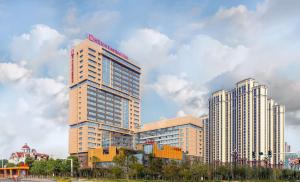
[1,0,300,157]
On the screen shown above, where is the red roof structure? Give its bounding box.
[22,143,30,149]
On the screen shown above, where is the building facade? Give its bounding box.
[207,78,285,165]
[285,142,291,153]
[141,142,183,161]
[203,116,210,164]
[69,34,141,167]
[88,146,120,168]
[137,115,206,159]
[88,143,183,168]
[9,143,49,165]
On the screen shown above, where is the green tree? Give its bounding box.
[67,156,80,176]
[162,160,180,181]
[216,165,230,180]
[146,154,163,180]
[30,160,47,175]
[113,151,126,179]
[273,168,282,180]
[59,159,70,176]
[6,163,16,167]
[45,159,56,176]
[51,159,63,176]
[190,162,208,181]
[25,157,35,168]
[113,148,140,179]
[129,162,144,179]
[0,159,8,168]
[111,166,122,178]
[178,160,191,181]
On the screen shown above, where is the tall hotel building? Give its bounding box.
[206,78,285,165]
[68,34,141,166]
[138,115,207,159]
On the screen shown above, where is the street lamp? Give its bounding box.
[258,152,264,166]
[67,158,73,177]
[231,149,238,168]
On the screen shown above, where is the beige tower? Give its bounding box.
[68,34,141,167]
[207,78,285,166]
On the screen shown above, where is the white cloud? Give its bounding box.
[10,24,68,78]
[120,0,300,151]
[202,0,300,151]
[120,28,174,79]
[121,28,249,116]
[1,0,300,156]
[213,4,256,35]
[121,28,249,85]
[0,24,70,158]
[176,110,187,117]
[151,74,208,117]
[174,34,248,84]
[0,63,31,83]
[0,62,68,158]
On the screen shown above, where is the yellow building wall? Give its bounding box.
[88,146,118,168]
[153,143,183,160]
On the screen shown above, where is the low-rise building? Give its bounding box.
[284,153,300,169]
[87,142,184,168]
[9,143,49,165]
[137,115,206,161]
[0,166,29,178]
[139,142,183,161]
[88,146,120,168]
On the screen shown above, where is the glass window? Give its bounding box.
[122,99,129,129]
[144,144,153,154]
[88,48,96,53]
[102,57,111,86]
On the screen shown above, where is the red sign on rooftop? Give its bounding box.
[88,34,128,60]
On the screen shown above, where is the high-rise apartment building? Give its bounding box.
[138,115,207,159]
[68,34,141,167]
[206,78,285,165]
[285,142,291,153]
[203,117,210,164]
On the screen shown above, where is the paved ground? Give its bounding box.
[0,178,56,182]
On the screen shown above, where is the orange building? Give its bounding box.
[142,142,183,160]
[69,34,141,167]
[88,146,119,168]
[138,115,207,160]
[0,166,29,178]
[87,143,183,168]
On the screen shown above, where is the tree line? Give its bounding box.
[25,156,80,177]
[79,151,300,181]
[22,152,300,181]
